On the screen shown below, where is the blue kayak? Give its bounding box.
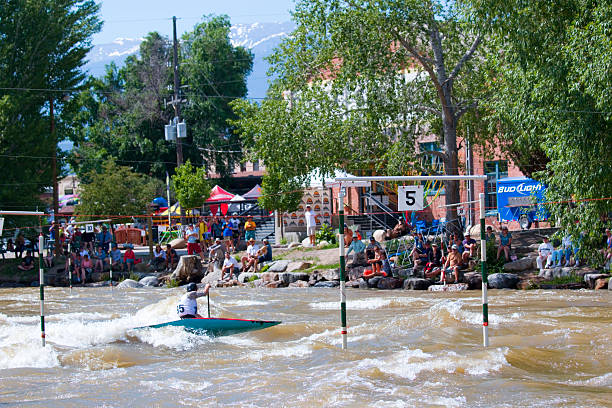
[137,317,281,337]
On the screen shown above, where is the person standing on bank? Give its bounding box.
[177,282,211,319]
[304,205,317,246]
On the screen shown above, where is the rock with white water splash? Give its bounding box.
[314,281,339,288]
[285,261,312,272]
[403,278,431,290]
[428,283,469,292]
[117,279,143,289]
[320,268,340,281]
[376,277,403,289]
[503,257,535,272]
[268,260,290,272]
[278,272,309,285]
[288,280,309,288]
[139,276,159,287]
[488,273,520,289]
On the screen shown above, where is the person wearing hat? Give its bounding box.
[536,236,554,271]
[244,215,257,242]
[221,251,240,281]
[346,234,366,265]
[428,243,463,282]
[177,282,211,319]
[462,232,478,263]
[304,205,317,246]
[257,239,273,265]
[410,231,427,265]
[241,238,260,272]
[414,240,433,268]
[164,243,179,272]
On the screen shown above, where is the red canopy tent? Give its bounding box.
[206,185,235,216]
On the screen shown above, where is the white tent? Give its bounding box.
[229,194,245,202]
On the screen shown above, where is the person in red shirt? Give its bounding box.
[123,245,136,272]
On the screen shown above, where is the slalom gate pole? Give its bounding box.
[338,188,347,350]
[479,193,489,347]
[68,243,72,294]
[38,234,46,347]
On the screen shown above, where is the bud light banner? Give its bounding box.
[496,177,548,223]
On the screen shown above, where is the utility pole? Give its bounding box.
[50,97,60,256]
[172,16,184,167]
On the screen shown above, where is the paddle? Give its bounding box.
[207,292,211,318]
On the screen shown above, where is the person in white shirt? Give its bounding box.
[304,205,317,246]
[241,238,260,272]
[536,236,554,270]
[176,282,211,319]
[221,251,240,281]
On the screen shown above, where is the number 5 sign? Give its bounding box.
[397,185,424,211]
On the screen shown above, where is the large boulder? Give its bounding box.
[348,266,366,281]
[463,272,483,290]
[268,260,290,273]
[139,276,159,287]
[171,255,204,284]
[287,242,301,249]
[314,281,339,288]
[278,272,309,286]
[584,273,610,289]
[320,268,340,281]
[169,238,187,249]
[347,252,367,268]
[503,257,535,272]
[201,269,222,286]
[286,261,312,272]
[260,272,278,282]
[366,276,383,288]
[358,278,369,289]
[346,280,361,288]
[488,273,520,289]
[288,280,309,288]
[376,277,403,289]
[238,272,260,284]
[403,278,431,290]
[117,279,143,289]
[317,240,331,248]
[373,230,386,243]
[301,237,313,247]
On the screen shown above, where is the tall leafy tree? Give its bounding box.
[171,160,211,210]
[232,0,488,229]
[468,0,612,257]
[0,0,101,227]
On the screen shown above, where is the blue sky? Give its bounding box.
[94,0,295,44]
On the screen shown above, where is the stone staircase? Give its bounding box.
[255,217,275,244]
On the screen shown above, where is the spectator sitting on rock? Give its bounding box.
[94,246,106,273]
[81,254,93,282]
[548,237,564,268]
[365,246,390,278]
[486,226,496,243]
[110,244,123,271]
[423,242,443,277]
[208,238,226,271]
[165,244,179,272]
[427,244,463,283]
[462,233,478,263]
[602,228,612,269]
[366,235,382,262]
[241,238,260,272]
[414,240,433,268]
[44,248,54,268]
[409,231,426,264]
[343,224,353,247]
[257,239,273,267]
[346,234,366,265]
[17,250,34,271]
[497,226,512,261]
[152,244,166,270]
[221,251,240,281]
[536,236,554,271]
[123,245,135,272]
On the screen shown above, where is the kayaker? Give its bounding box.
[177,282,211,319]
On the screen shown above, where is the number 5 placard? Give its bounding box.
[397,185,424,211]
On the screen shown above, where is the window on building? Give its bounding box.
[240,162,246,172]
[64,188,73,195]
[484,160,508,214]
[252,160,259,171]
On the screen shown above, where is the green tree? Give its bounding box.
[171,160,211,210]
[468,0,612,258]
[76,159,162,222]
[0,0,101,226]
[232,0,488,230]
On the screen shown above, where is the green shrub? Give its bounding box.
[166,278,180,288]
[129,272,140,281]
[315,223,337,244]
[247,274,259,282]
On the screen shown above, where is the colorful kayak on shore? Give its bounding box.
[136,317,281,336]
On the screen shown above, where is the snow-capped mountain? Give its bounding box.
[85,22,295,98]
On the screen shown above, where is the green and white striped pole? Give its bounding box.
[479,193,489,347]
[338,188,347,350]
[38,233,46,347]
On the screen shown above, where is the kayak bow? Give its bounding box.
[136,317,281,336]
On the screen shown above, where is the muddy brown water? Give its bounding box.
[1,287,610,407]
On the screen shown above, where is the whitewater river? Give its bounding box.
[0,286,611,407]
